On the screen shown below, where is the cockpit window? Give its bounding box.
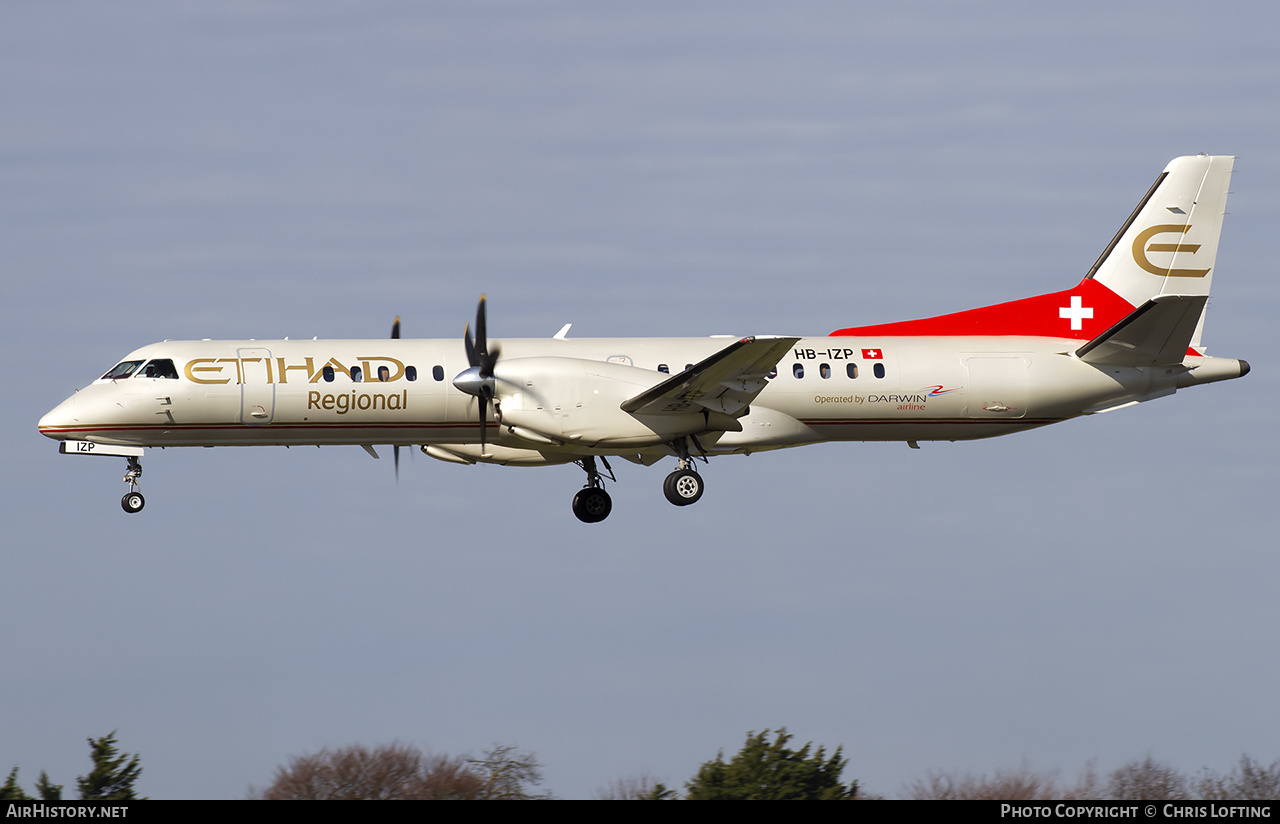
[139,359,179,379]
[101,360,144,380]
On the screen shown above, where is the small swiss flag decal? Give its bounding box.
[861,348,883,360]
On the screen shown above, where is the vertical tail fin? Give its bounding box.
[1088,154,1233,350]
[830,155,1234,346]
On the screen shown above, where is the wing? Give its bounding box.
[620,336,800,418]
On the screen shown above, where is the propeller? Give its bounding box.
[452,295,500,451]
[391,315,401,477]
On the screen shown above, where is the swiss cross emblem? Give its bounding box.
[861,348,883,359]
[1059,295,1094,331]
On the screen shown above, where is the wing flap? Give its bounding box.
[620,336,799,417]
[1076,294,1207,366]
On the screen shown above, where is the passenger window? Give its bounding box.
[405,366,417,381]
[101,360,143,380]
[351,366,363,382]
[846,363,859,379]
[873,363,886,379]
[322,365,335,382]
[767,368,777,379]
[793,363,804,379]
[432,365,444,382]
[377,366,391,382]
[684,364,693,372]
[819,363,831,379]
[658,364,669,374]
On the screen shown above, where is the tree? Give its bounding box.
[1194,756,1280,801]
[258,743,484,800]
[1106,755,1188,800]
[35,772,63,801]
[1,767,32,801]
[596,774,677,800]
[257,742,546,800]
[906,765,1063,800]
[76,732,143,800]
[468,744,548,800]
[3,734,140,801]
[684,729,857,800]
[905,762,1102,800]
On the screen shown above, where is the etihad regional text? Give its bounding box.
[308,390,409,414]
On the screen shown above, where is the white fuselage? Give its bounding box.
[36,156,1250,519]
[39,333,1212,465]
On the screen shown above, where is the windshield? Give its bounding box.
[138,359,178,379]
[100,360,144,380]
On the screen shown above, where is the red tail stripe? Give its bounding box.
[830,278,1134,340]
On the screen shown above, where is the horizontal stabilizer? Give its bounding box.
[1076,294,1207,367]
[621,336,799,417]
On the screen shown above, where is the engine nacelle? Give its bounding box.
[494,357,709,447]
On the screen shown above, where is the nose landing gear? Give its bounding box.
[121,456,145,513]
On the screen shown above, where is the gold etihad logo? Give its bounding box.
[183,355,407,385]
[1132,224,1211,278]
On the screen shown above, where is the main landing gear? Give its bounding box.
[662,435,706,507]
[570,438,710,522]
[121,456,145,513]
[572,456,613,523]
[663,467,704,506]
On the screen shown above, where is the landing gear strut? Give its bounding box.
[663,436,706,507]
[121,456,145,513]
[571,456,614,523]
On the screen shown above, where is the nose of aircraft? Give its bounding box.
[38,393,78,439]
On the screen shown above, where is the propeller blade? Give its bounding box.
[456,295,498,452]
[464,322,477,368]
[392,317,402,480]
[475,294,488,374]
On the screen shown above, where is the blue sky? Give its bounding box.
[4,2,1278,798]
